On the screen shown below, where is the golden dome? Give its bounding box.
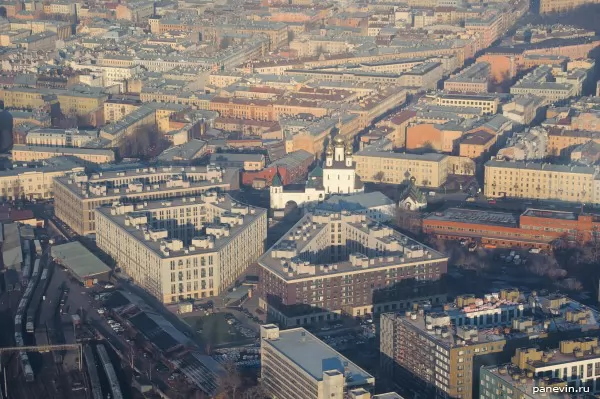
[326,145,334,155]
[345,141,352,155]
[333,135,345,145]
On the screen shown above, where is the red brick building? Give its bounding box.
[242,149,314,187]
[423,207,600,250]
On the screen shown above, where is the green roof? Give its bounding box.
[272,171,283,186]
[308,165,323,178]
[50,241,111,280]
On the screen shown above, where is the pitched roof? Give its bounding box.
[272,171,283,186]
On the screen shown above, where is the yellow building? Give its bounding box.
[539,0,600,14]
[354,151,475,188]
[0,161,84,201]
[0,87,57,110]
[432,93,499,115]
[103,99,141,124]
[11,145,115,165]
[459,130,496,159]
[56,91,108,119]
[484,159,596,204]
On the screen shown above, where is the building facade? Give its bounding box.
[354,151,475,188]
[484,159,597,204]
[481,338,600,398]
[423,207,600,250]
[95,193,267,303]
[53,166,237,236]
[260,324,375,399]
[12,145,115,164]
[257,211,448,326]
[381,291,600,399]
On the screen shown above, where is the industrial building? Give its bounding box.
[50,241,112,287]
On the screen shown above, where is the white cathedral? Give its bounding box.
[270,135,364,210]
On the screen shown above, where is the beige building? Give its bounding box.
[103,99,141,124]
[444,62,490,93]
[11,145,115,165]
[481,338,600,398]
[260,325,376,399]
[0,160,84,201]
[354,151,475,188]
[95,193,267,303]
[432,93,499,115]
[25,128,97,148]
[0,86,56,110]
[539,0,600,14]
[484,159,597,204]
[53,166,237,236]
[55,90,108,119]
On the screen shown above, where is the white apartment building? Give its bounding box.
[260,324,375,399]
[95,192,267,304]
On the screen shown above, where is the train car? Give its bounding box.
[33,240,42,255]
[21,252,31,282]
[31,259,40,280]
[96,344,123,399]
[21,353,34,383]
[83,346,103,399]
[26,265,48,334]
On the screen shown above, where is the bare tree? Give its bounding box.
[118,125,167,160]
[373,171,385,183]
[242,385,267,399]
[217,361,243,399]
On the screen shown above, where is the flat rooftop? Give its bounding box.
[96,194,266,258]
[259,211,447,280]
[51,241,111,279]
[425,208,520,228]
[55,165,235,200]
[394,293,600,350]
[266,328,374,384]
[521,208,577,221]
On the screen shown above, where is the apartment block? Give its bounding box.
[484,159,597,204]
[546,129,600,157]
[260,325,375,399]
[0,158,84,202]
[11,145,115,165]
[380,291,600,399]
[539,0,600,14]
[25,128,97,148]
[444,62,491,93]
[257,211,448,326]
[95,193,267,303]
[432,93,499,115]
[53,166,237,236]
[354,151,475,188]
[481,338,600,398]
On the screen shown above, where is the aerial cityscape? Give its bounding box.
[1,0,600,398]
